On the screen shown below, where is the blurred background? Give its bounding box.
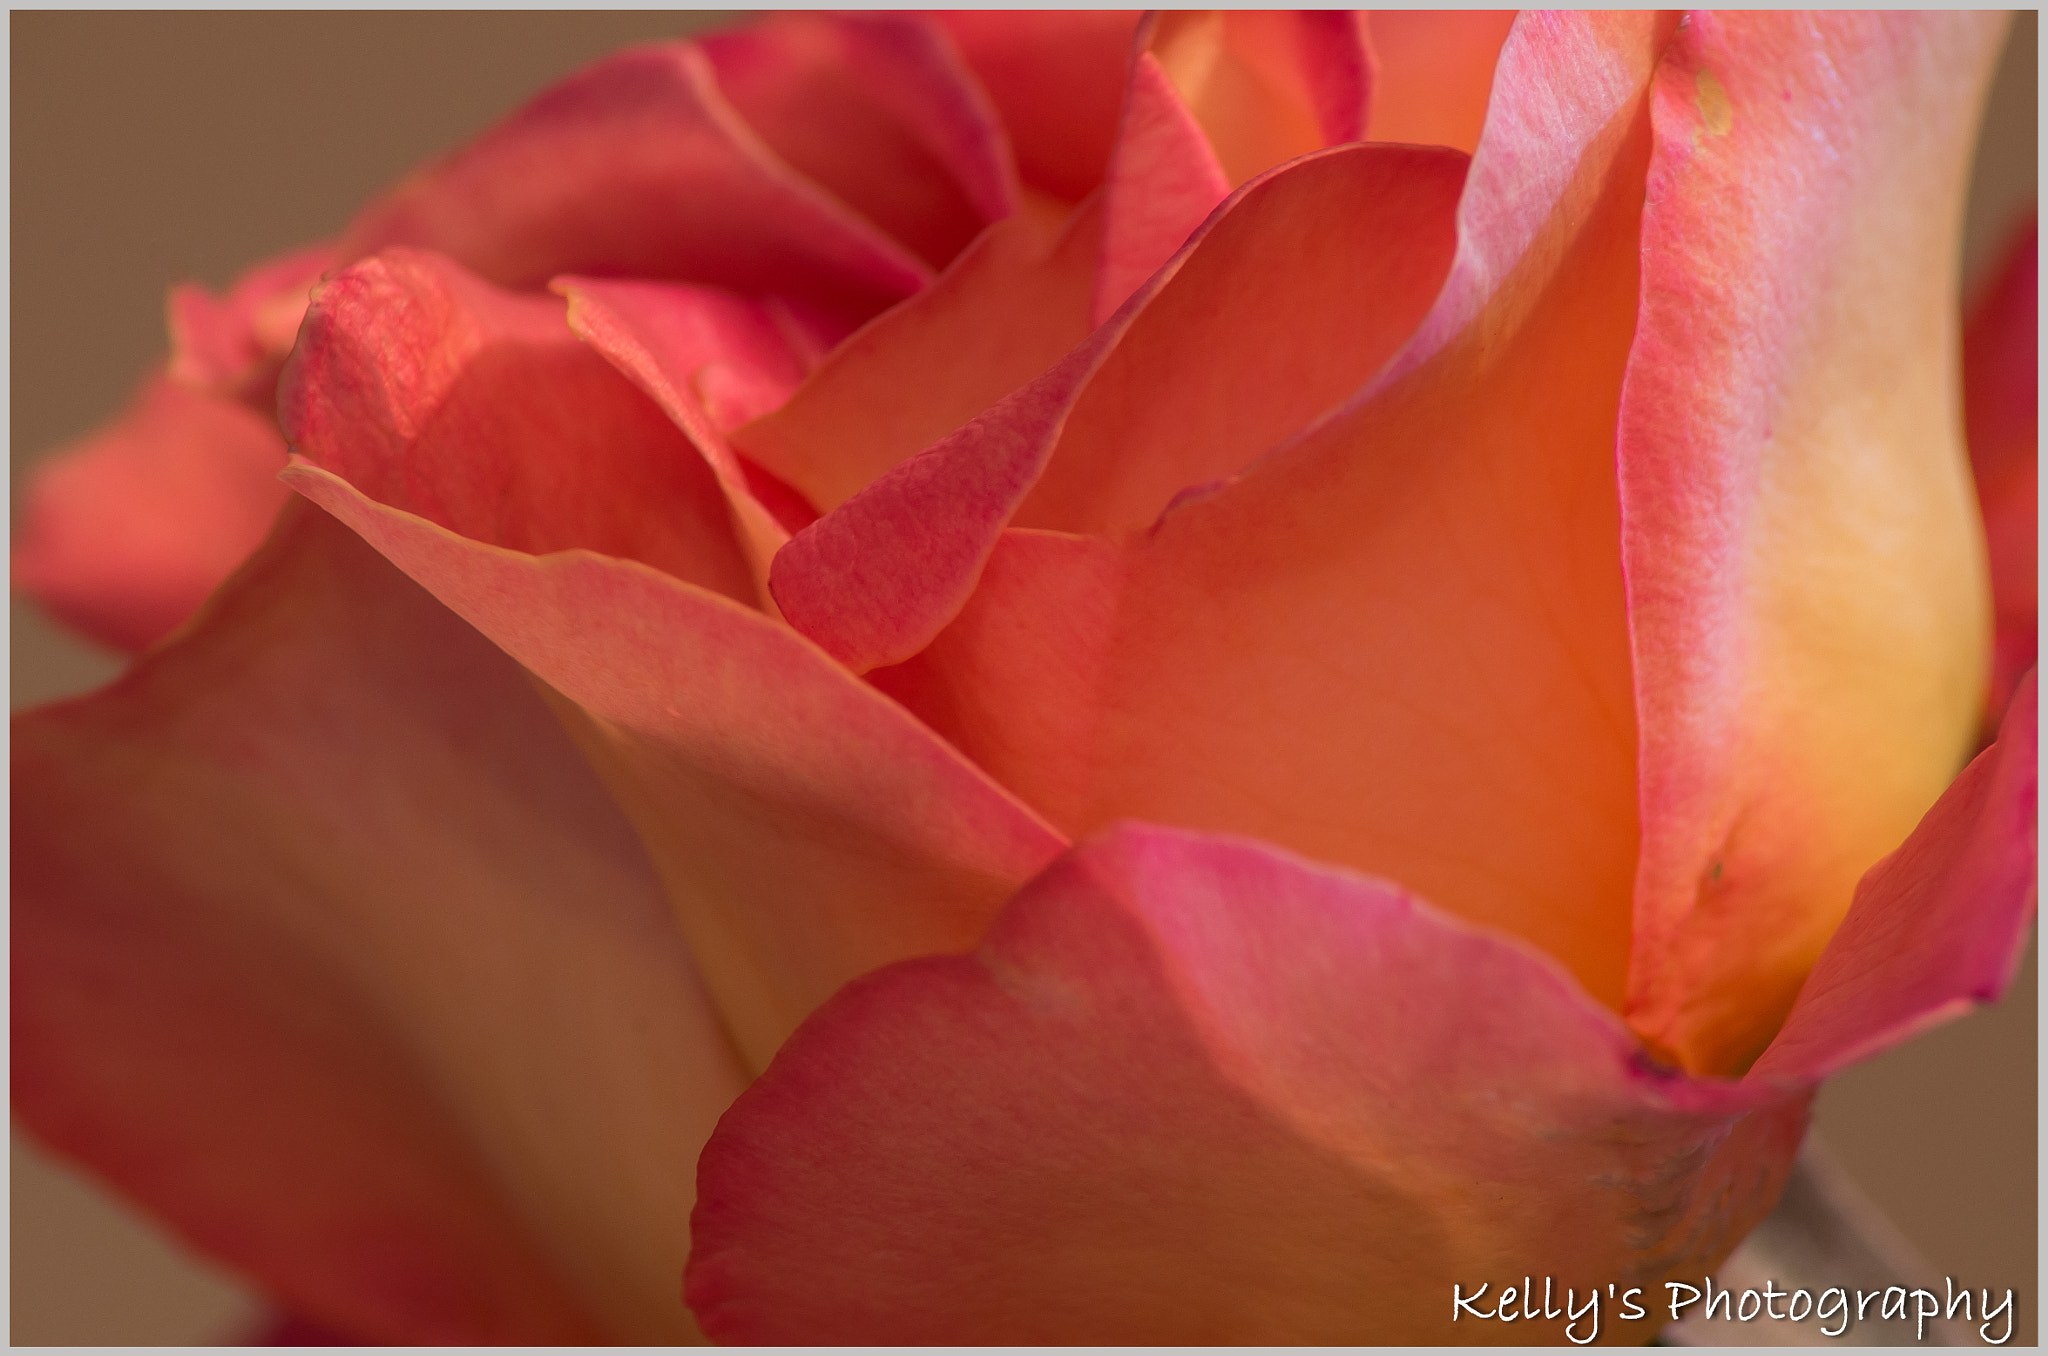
[10,10,2037,1344]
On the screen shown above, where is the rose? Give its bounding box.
[10,9,2035,1344]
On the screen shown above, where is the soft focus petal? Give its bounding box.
[282,248,759,608]
[283,462,1064,1073]
[687,823,1804,1343]
[1094,12,1371,322]
[340,42,928,324]
[1754,670,2038,1083]
[166,242,337,409]
[14,374,289,653]
[1618,12,2006,1073]
[1963,217,2038,729]
[734,198,1102,515]
[555,275,810,586]
[1362,11,1515,153]
[935,11,1141,203]
[702,13,1017,270]
[15,502,749,1342]
[830,13,1668,1008]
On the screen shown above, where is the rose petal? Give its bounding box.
[340,41,929,325]
[1093,12,1372,323]
[1963,217,2038,730]
[701,13,1017,270]
[14,374,290,653]
[554,275,809,588]
[686,823,1804,1342]
[1024,144,1465,538]
[15,501,750,1342]
[772,133,1469,673]
[166,242,337,409]
[935,11,1142,203]
[281,248,759,608]
[802,13,1668,1011]
[1617,12,2008,1073]
[1751,670,2037,1084]
[1092,48,1231,326]
[1362,11,1516,153]
[733,197,1103,516]
[278,459,1064,1072]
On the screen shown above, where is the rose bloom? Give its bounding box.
[11,9,2037,1345]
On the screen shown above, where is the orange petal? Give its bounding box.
[1618,12,2007,1073]
[772,134,1466,673]
[1963,216,2038,730]
[934,11,1142,202]
[687,823,1806,1342]
[733,196,1103,515]
[14,373,289,653]
[1025,143,1464,538]
[702,13,1018,271]
[849,13,1672,1012]
[281,248,759,608]
[340,42,928,325]
[1362,11,1516,153]
[15,502,749,1342]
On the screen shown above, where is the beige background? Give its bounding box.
[10,11,2038,1345]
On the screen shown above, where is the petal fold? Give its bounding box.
[935,12,1142,203]
[1093,11,1372,323]
[282,248,759,608]
[555,275,810,587]
[733,198,1102,518]
[16,502,749,1342]
[1618,12,2008,1072]
[701,13,1018,270]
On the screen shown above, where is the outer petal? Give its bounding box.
[1362,11,1516,154]
[934,11,1142,203]
[13,374,289,653]
[1618,12,2006,1073]
[687,665,2042,1340]
[686,823,1804,1344]
[279,261,1068,1071]
[1754,671,2038,1083]
[806,13,1668,1007]
[701,13,1018,270]
[339,41,929,325]
[15,501,749,1342]
[1963,217,2038,729]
